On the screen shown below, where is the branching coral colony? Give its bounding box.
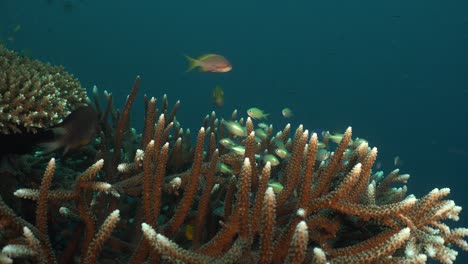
[0,76,467,264]
[0,44,87,134]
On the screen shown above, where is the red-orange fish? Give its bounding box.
[185,54,232,73]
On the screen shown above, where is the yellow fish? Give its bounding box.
[323,131,353,145]
[268,182,284,194]
[263,154,280,166]
[185,224,194,240]
[247,107,269,120]
[217,162,233,174]
[212,85,224,107]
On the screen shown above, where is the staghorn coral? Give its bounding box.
[0,44,87,134]
[0,76,466,264]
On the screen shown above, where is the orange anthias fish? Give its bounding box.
[185,54,232,73]
[39,105,99,156]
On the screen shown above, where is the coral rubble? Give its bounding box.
[0,76,467,263]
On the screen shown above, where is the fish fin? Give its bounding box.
[198,53,216,60]
[37,140,63,155]
[62,145,70,157]
[198,53,211,58]
[51,127,67,136]
[79,138,91,146]
[184,55,198,72]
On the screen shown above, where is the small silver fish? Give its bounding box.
[219,138,236,148]
[281,108,293,118]
[316,149,330,161]
[223,120,247,137]
[258,123,269,129]
[230,145,246,155]
[263,154,280,166]
[217,162,233,174]
[275,148,290,159]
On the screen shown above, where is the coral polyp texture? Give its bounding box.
[0,76,467,263]
[0,44,87,134]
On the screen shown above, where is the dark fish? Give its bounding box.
[39,105,99,156]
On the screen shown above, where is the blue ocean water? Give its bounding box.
[2,0,467,262]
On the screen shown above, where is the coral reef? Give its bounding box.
[0,76,467,263]
[0,44,87,134]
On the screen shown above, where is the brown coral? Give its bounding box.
[0,44,87,134]
[0,76,467,264]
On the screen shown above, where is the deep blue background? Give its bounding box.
[2,0,468,262]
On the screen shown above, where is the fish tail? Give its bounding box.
[37,140,63,155]
[61,146,71,157]
[36,127,67,154]
[184,55,198,72]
